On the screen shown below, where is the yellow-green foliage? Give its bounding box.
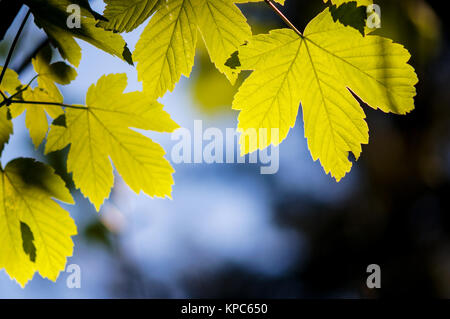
[233,9,417,181]
[0,0,418,286]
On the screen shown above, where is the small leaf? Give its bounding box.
[25,0,133,67]
[0,66,22,95]
[10,47,66,148]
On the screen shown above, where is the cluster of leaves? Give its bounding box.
[0,0,417,286]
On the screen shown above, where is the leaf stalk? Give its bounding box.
[8,100,87,110]
[264,0,303,37]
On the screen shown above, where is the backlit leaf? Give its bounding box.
[10,47,66,148]
[25,0,133,67]
[0,158,76,287]
[233,9,418,181]
[134,0,252,99]
[45,74,179,210]
[97,0,160,33]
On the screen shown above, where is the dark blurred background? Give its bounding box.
[1,0,450,298]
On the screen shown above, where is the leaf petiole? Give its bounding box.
[264,0,303,38]
[8,99,87,110]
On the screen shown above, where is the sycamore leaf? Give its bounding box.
[10,46,66,148]
[45,74,179,211]
[31,44,78,86]
[11,87,64,148]
[0,158,76,287]
[97,0,160,33]
[0,66,22,95]
[24,0,133,67]
[233,9,418,181]
[134,0,252,99]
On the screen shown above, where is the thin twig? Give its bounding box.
[7,74,39,100]
[0,9,31,86]
[9,100,87,110]
[0,75,39,108]
[264,0,303,37]
[0,76,85,111]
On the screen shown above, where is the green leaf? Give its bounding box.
[45,73,179,211]
[134,0,197,100]
[32,44,78,86]
[25,0,133,67]
[41,25,83,68]
[97,0,160,33]
[233,9,418,181]
[10,47,66,148]
[196,0,252,82]
[134,0,252,99]
[0,158,76,287]
[11,87,64,148]
[0,66,22,95]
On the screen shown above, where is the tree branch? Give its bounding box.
[0,2,23,41]
[0,76,85,112]
[0,9,31,86]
